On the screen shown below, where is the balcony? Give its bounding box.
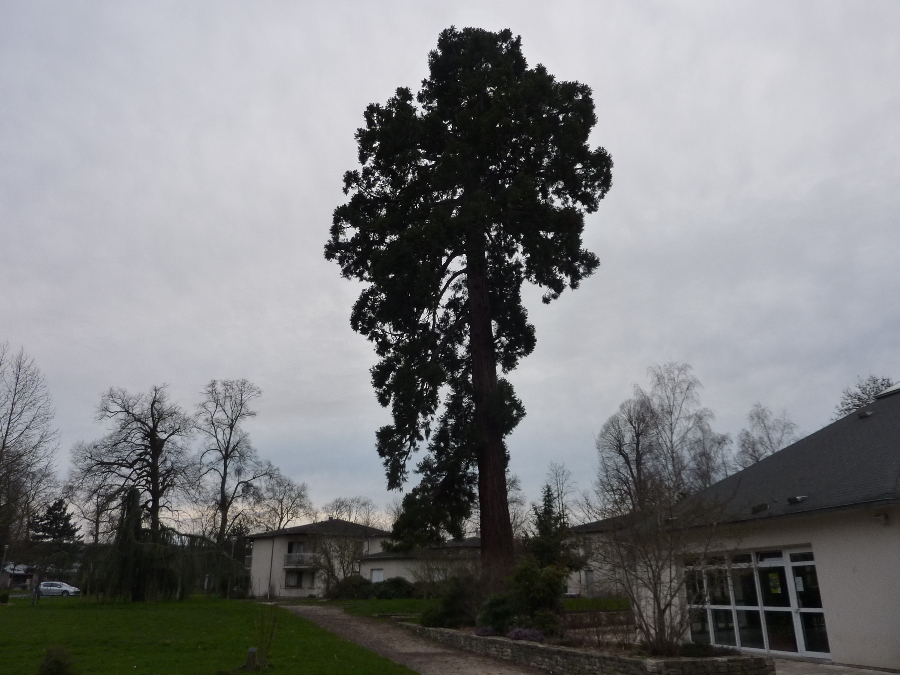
[284,552,317,567]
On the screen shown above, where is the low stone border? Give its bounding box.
[403,624,775,675]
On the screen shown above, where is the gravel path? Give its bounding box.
[283,604,547,675]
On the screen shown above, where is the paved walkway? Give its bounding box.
[776,659,896,675]
[284,604,546,675]
[285,605,894,675]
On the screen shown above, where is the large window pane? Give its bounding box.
[732,568,758,606]
[690,609,711,644]
[712,609,737,645]
[708,568,731,605]
[764,611,798,652]
[792,565,822,608]
[685,569,705,605]
[758,567,791,607]
[800,613,829,653]
[736,610,765,649]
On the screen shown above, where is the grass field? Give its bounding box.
[338,597,438,618]
[562,596,630,612]
[0,595,416,675]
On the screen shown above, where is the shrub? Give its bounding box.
[474,556,568,636]
[326,575,374,600]
[371,577,419,600]
[0,590,9,604]
[474,626,495,637]
[476,593,517,634]
[36,646,78,675]
[420,575,478,628]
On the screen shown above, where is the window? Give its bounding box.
[371,568,384,583]
[685,549,829,657]
[285,571,302,588]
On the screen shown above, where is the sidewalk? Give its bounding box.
[284,604,546,675]
[776,659,896,675]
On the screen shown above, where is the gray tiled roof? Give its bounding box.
[249,517,391,539]
[701,385,900,524]
[570,386,900,532]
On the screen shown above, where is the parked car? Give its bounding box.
[38,581,80,596]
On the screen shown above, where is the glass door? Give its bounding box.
[686,549,830,658]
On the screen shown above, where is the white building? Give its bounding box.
[574,383,900,669]
[246,518,391,599]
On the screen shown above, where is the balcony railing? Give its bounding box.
[284,552,317,567]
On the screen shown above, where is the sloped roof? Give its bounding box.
[700,384,900,524]
[571,386,900,532]
[361,536,481,561]
[249,517,391,539]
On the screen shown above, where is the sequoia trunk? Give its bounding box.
[466,231,515,574]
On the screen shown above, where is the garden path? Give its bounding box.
[283,604,547,675]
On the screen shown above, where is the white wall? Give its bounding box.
[713,504,900,670]
[249,534,390,599]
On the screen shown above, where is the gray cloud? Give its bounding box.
[2,1,898,506]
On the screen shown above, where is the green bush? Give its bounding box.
[477,556,567,636]
[0,590,9,604]
[420,575,478,628]
[371,577,419,600]
[476,593,517,634]
[326,575,374,600]
[36,646,78,675]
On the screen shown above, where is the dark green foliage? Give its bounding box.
[420,575,480,628]
[31,500,81,543]
[95,488,234,602]
[525,484,581,569]
[510,557,566,619]
[477,552,569,634]
[372,576,419,600]
[325,27,612,563]
[326,575,374,600]
[0,590,9,604]
[36,646,78,675]
[476,593,517,634]
[475,481,578,635]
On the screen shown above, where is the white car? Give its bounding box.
[38,581,80,596]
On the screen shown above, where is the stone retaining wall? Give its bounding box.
[403,624,775,675]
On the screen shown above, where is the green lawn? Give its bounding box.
[0,595,416,675]
[338,598,438,619]
[562,596,630,612]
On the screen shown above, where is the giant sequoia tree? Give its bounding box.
[326,27,612,570]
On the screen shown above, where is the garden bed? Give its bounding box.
[402,623,775,675]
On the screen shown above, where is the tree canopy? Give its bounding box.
[834,375,895,419]
[325,27,612,569]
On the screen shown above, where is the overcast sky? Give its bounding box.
[2,1,898,512]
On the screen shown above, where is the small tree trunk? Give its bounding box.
[466,231,515,575]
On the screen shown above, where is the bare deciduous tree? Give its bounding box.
[735,403,798,469]
[834,375,895,420]
[251,470,312,532]
[545,462,575,526]
[0,344,58,547]
[645,363,716,496]
[583,364,734,654]
[195,379,271,547]
[594,392,660,514]
[65,441,121,545]
[687,425,732,490]
[75,385,193,543]
[320,495,384,529]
